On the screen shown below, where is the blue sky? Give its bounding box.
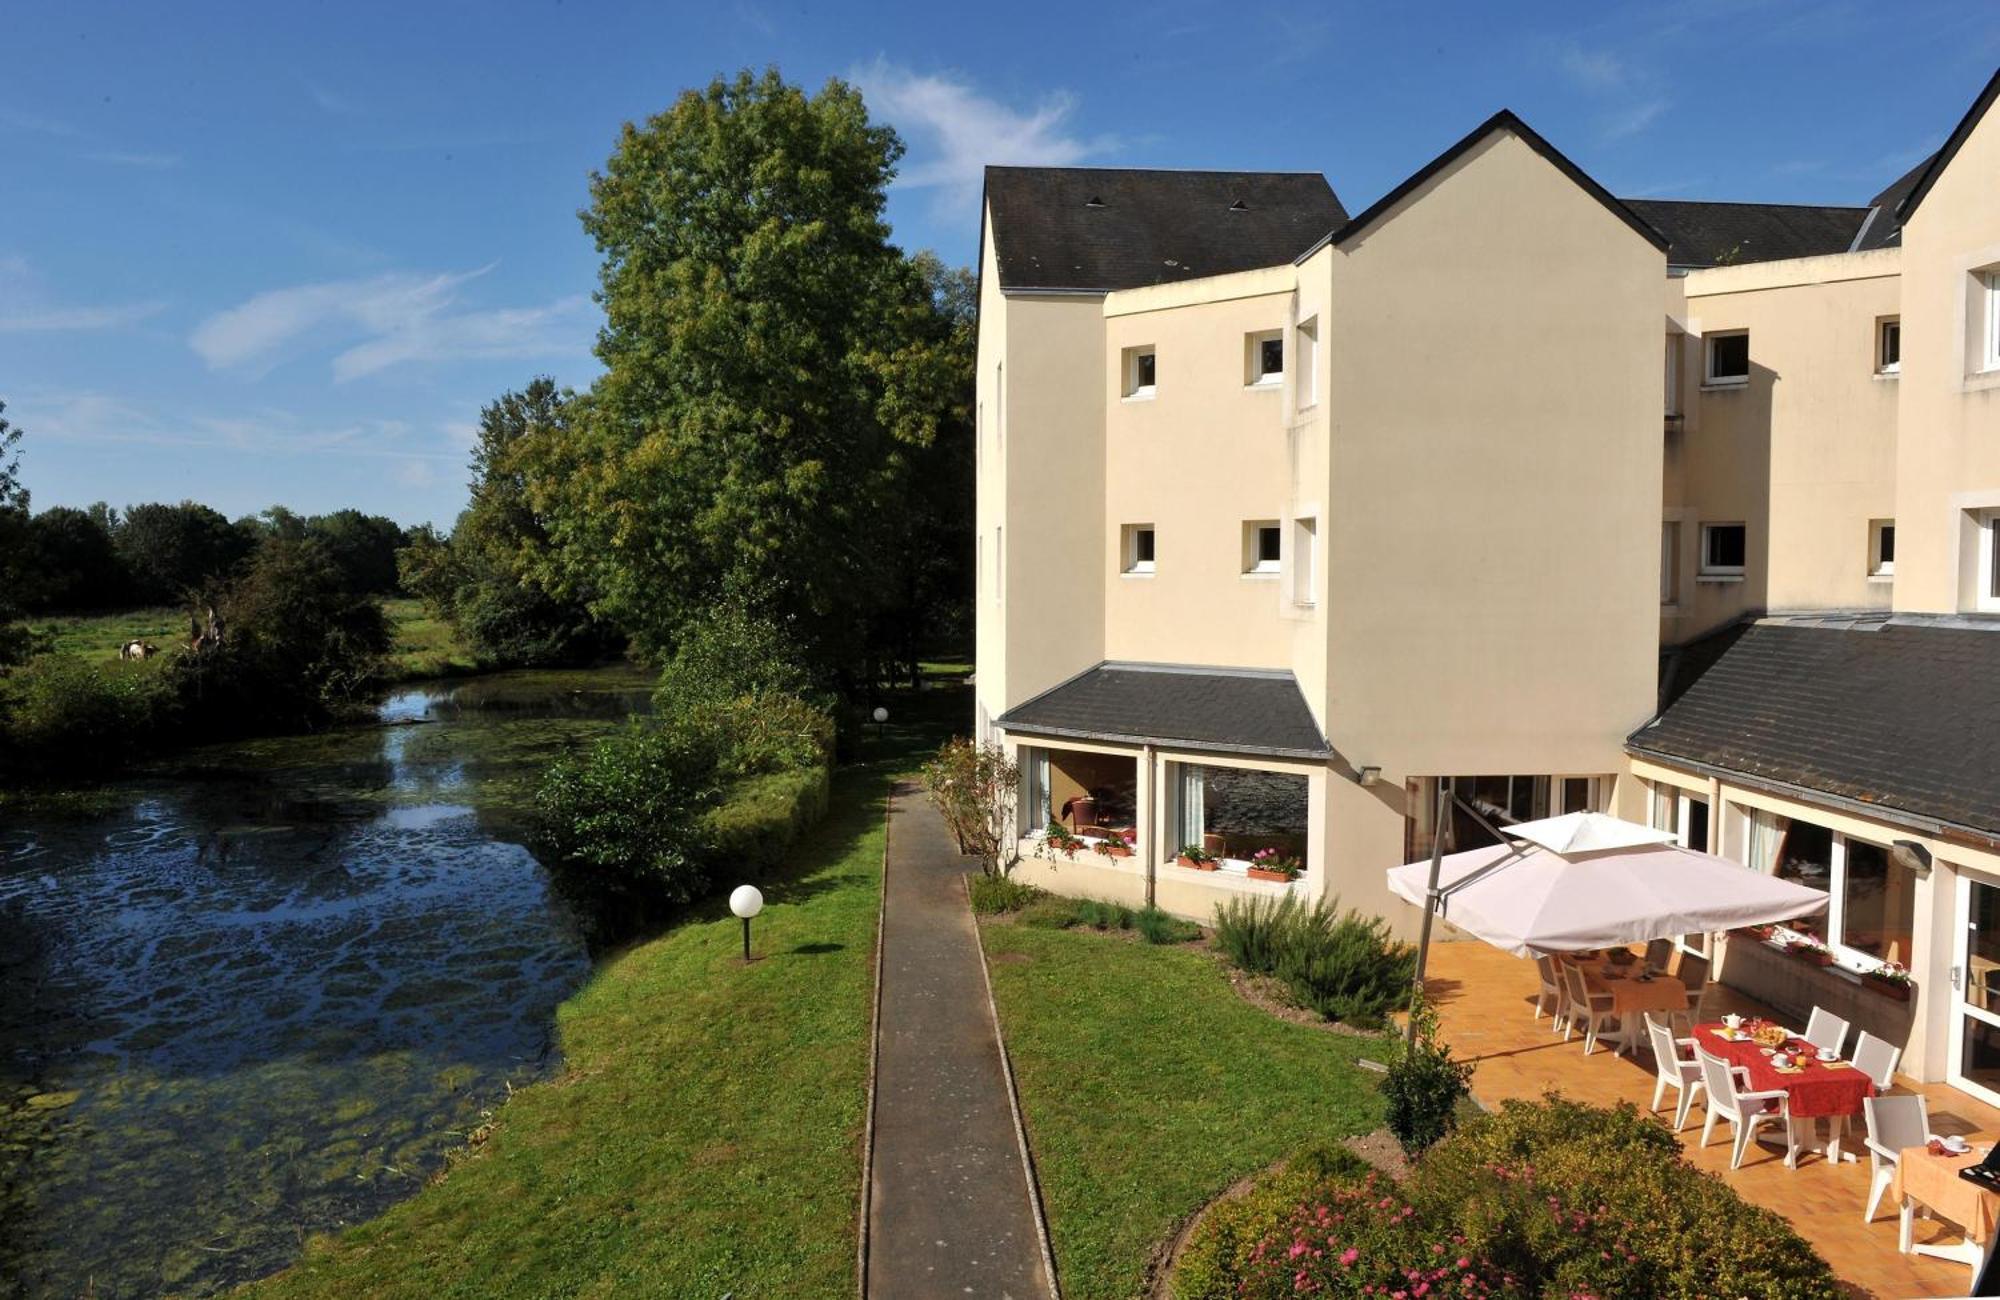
[3,2,1995,527]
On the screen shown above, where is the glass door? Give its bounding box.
[1950,870,2000,1107]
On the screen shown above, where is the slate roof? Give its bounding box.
[982,167,1346,293]
[997,662,1331,759]
[1619,199,1870,270]
[1628,620,2000,840]
[1897,66,2000,226]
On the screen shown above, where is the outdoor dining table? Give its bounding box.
[1571,957,1688,1056]
[1893,1144,1998,1282]
[1693,1022,1877,1162]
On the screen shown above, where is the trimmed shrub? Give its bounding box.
[1135,906,1200,945]
[1172,1099,1842,1300]
[700,764,830,876]
[1212,895,1416,1028]
[1382,986,1474,1157]
[968,873,1045,915]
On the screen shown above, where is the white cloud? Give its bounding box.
[1549,38,1669,145]
[0,107,82,138]
[1557,41,1629,92]
[190,267,592,381]
[852,60,1114,214]
[13,388,466,468]
[1599,98,1670,144]
[0,258,164,332]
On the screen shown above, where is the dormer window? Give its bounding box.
[1084,195,1106,208]
[1228,198,1248,211]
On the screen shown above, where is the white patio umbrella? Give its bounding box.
[1387,810,1828,959]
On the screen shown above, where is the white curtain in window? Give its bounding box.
[1176,765,1204,849]
[1746,809,1785,874]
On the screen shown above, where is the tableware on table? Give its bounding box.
[1759,1046,1775,1056]
[1937,1134,1971,1155]
[1722,1013,1744,1030]
[1817,1048,1839,1063]
[1773,1051,1792,1069]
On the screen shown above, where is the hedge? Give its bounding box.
[700,763,831,876]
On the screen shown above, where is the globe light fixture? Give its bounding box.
[729,884,764,961]
[872,706,888,723]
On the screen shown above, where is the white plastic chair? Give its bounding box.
[1646,1013,1704,1131]
[1698,1048,1797,1169]
[1562,962,1622,1055]
[1862,1093,1929,1223]
[1852,1029,1901,1089]
[1804,1006,1851,1057]
[1533,955,1564,1025]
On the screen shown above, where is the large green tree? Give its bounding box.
[116,500,254,603]
[527,68,968,687]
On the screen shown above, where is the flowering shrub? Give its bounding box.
[1040,820,1086,859]
[1248,847,1303,879]
[919,738,1020,874]
[1174,1098,1841,1300]
[1177,843,1217,865]
[1869,961,1914,988]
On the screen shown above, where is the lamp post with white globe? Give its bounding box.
[872,705,888,743]
[729,884,764,962]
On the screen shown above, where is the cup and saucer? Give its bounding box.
[1816,1047,1840,1064]
[1934,1134,1972,1156]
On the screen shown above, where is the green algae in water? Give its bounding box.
[0,664,652,1297]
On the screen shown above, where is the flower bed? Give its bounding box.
[1172,1097,1840,1300]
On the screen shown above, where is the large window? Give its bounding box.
[1024,746,1138,836]
[1171,763,1308,872]
[1405,774,1575,860]
[1755,809,1915,967]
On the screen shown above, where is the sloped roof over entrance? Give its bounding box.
[997,662,1331,760]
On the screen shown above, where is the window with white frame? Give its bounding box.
[1123,346,1157,399]
[1979,510,2000,613]
[1877,317,1901,375]
[1705,330,1749,386]
[1243,521,1281,575]
[1295,316,1319,410]
[1699,522,1746,577]
[1869,518,1895,578]
[1290,516,1316,606]
[1661,520,1681,605]
[1246,330,1283,386]
[1762,811,1917,967]
[1121,523,1156,575]
[1169,762,1309,873]
[1649,781,1714,955]
[1982,271,2000,374]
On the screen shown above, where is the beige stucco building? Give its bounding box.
[975,71,2000,1103]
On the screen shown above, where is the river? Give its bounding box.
[0,664,654,1298]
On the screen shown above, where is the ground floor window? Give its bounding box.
[1021,746,1137,835]
[1405,773,1606,859]
[1648,780,1714,955]
[1750,808,1915,966]
[1170,763,1308,872]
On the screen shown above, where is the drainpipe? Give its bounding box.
[1143,743,1157,910]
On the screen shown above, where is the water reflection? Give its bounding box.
[0,664,653,1297]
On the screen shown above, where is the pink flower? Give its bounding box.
[1340,1248,1360,1267]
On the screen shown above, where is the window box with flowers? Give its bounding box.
[1863,962,1914,1002]
[1176,843,1219,871]
[1093,829,1135,858]
[1039,821,1086,860]
[1245,848,1303,882]
[1783,933,1834,967]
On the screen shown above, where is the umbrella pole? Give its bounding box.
[1407,777,1452,1046]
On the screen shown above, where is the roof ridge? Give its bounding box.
[983,164,1330,178]
[1622,197,1871,214]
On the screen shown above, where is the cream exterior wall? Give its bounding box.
[1099,273,1303,675]
[1665,252,1902,641]
[1891,100,2000,614]
[1316,132,1661,798]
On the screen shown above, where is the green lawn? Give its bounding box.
[19,597,476,680]
[245,766,888,1298]
[981,921,1389,1300]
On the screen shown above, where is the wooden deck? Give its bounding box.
[1424,941,2000,1299]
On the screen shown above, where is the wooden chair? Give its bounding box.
[1533,955,1565,1026]
[1562,963,1623,1055]
[1644,938,1675,973]
[1676,952,1711,1018]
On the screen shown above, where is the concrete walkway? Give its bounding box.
[866,784,1056,1300]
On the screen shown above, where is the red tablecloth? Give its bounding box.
[1692,1023,1877,1119]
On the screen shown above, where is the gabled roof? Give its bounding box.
[1896,66,2000,226]
[982,167,1347,293]
[996,662,1331,760]
[1848,155,1933,252]
[1300,109,1668,261]
[1628,619,2000,841]
[1619,199,1871,269]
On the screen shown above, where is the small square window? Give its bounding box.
[1245,331,1283,386]
[1124,347,1157,399]
[1243,521,1281,575]
[1122,524,1156,575]
[1877,317,1901,375]
[1700,523,1746,576]
[1705,331,1749,386]
[1869,519,1895,578]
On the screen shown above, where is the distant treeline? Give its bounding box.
[16,500,408,614]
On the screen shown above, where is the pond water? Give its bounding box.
[0,665,654,1298]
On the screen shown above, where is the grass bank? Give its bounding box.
[19,597,475,681]
[245,766,886,1298]
[980,919,1389,1299]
